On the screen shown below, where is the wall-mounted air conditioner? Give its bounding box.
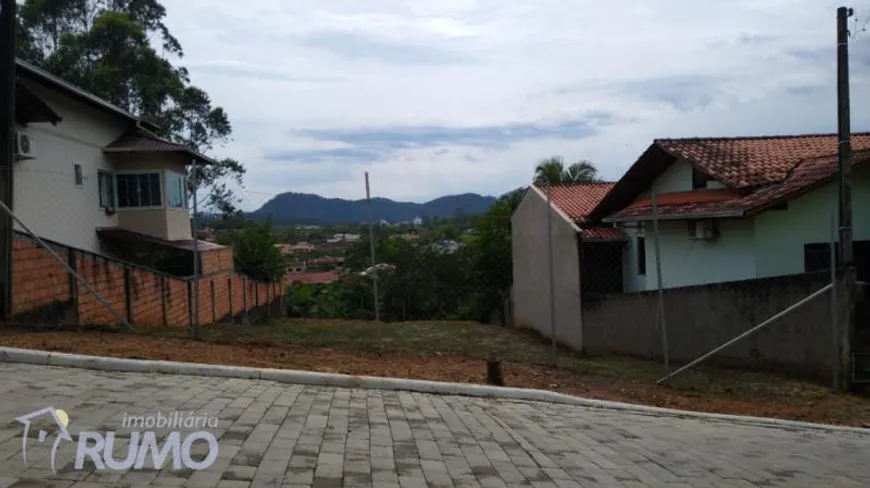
[689,220,717,240]
[15,132,34,160]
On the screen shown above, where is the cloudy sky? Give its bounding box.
[160,0,870,209]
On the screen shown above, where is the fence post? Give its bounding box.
[186,280,193,330]
[123,266,133,325]
[67,248,79,324]
[242,278,249,325]
[651,191,669,373]
[210,280,216,323]
[161,277,168,327]
[228,277,233,324]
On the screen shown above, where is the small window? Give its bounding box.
[98,171,115,209]
[73,163,83,187]
[692,167,708,190]
[116,173,162,208]
[637,236,647,276]
[165,172,187,209]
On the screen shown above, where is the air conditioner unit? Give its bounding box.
[14,132,34,160]
[689,220,717,240]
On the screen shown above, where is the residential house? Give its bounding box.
[511,183,622,349]
[11,60,283,327]
[326,233,361,245]
[14,59,217,268]
[589,133,870,291]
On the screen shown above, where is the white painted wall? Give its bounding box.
[651,160,694,193]
[512,189,584,350]
[14,82,127,253]
[754,168,870,278]
[644,219,757,289]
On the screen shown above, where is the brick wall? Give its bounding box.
[9,233,283,327]
[201,248,234,275]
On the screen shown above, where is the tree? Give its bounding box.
[464,187,526,321]
[533,156,602,185]
[230,219,286,283]
[16,0,245,216]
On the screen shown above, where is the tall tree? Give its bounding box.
[16,0,245,215]
[533,156,602,185]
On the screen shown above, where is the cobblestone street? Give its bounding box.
[0,363,868,487]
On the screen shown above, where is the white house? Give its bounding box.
[13,59,215,256]
[588,133,870,291]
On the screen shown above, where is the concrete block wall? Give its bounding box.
[581,271,837,379]
[10,233,282,327]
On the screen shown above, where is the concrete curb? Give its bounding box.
[1,346,868,435]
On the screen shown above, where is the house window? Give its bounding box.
[637,236,646,276]
[165,171,187,209]
[804,243,838,273]
[73,163,83,187]
[97,171,115,209]
[692,167,708,190]
[116,173,162,208]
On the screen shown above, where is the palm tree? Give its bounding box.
[533,156,602,185]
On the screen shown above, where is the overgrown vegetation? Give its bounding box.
[222,219,286,283]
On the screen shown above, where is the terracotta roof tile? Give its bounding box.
[581,227,627,241]
[607,149,870,221]
[657,132,870,189]
[536,182,615,223]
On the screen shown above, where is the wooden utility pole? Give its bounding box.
[0,0,16,319]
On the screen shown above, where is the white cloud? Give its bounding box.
[160,0,870,209]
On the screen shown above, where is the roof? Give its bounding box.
[656,133,870,189]
[104,128,217,165]
[535,182,615,223]
[285,271,339,285]
[592,132,870,223]
[605,148,870,222]
[15,59,160,132]
[581,227,628,241]
[97,228,227,251]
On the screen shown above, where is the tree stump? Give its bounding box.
[486,360,504,386]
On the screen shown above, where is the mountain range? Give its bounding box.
[250,192,498,225]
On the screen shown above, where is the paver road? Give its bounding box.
[0,363,868,487]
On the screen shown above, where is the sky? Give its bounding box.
[160,0,870,210]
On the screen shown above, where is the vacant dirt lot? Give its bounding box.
[2,319,869,426]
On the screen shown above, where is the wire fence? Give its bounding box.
[5,159,865,389]
[514,187,860,389]
[4,163,282,335]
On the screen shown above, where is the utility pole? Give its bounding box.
[191,160,200,339]
[365,172,380,322]
[836,5,855,391]
[0,0,16,319]
[837,6,854,267]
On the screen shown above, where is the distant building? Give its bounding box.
[326,233,361,244]
[412,217,423,226]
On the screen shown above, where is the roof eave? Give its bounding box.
[103,146,218,165]
[603,209,746,223]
